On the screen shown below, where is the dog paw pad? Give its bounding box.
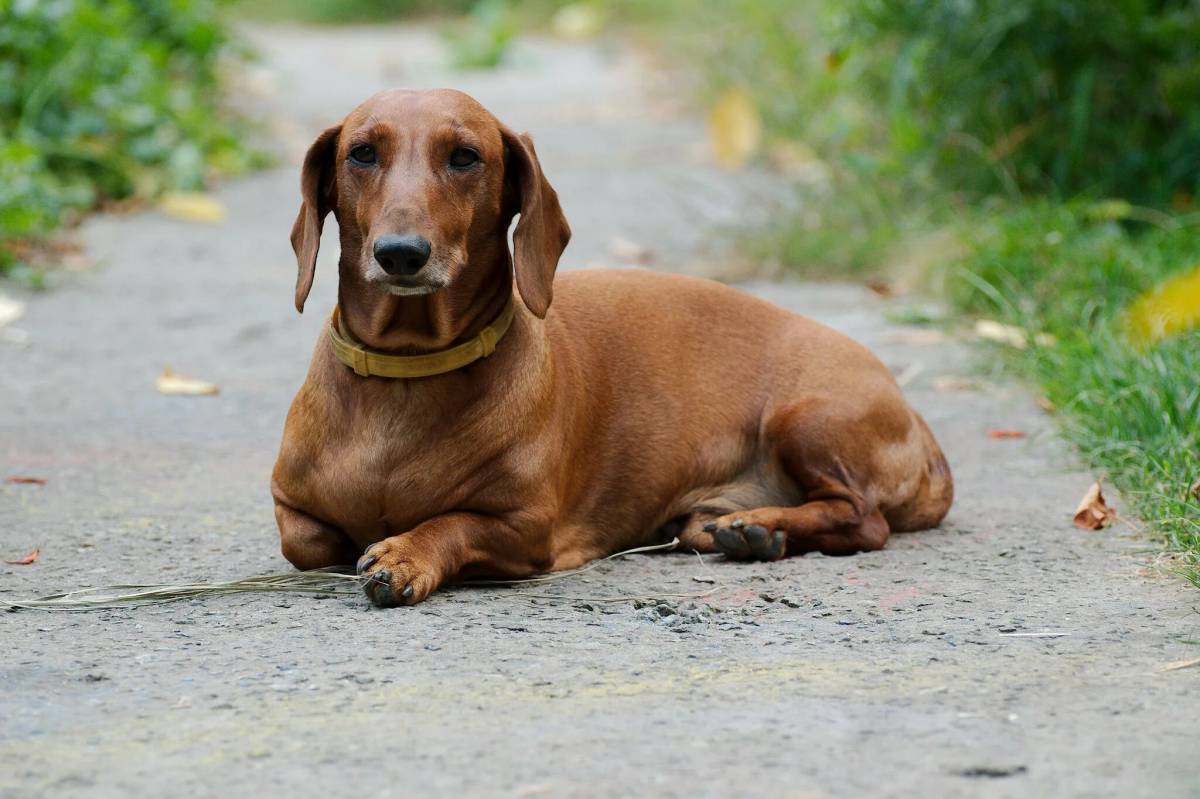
[712,523,786,561]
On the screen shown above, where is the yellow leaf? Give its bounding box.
[1125,263,1200,346]
[0,292,25,328]
[974,319,1027,349]
[551,3,602,39]
[973,319,1056,349]
[709,88,762,169]
[156,367,220,396]
[159,192,226,224]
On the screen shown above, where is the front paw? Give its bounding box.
[703,517,787,561]
[356,537,441,607]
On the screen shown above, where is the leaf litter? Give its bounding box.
[1073,479,1116,530]
[4,548,40,566]
[156,367,219,396]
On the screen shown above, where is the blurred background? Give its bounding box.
[1,0,1197,573]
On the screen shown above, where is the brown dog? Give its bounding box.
[272,89,953,607]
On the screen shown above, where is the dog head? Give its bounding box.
[290,89,570,319]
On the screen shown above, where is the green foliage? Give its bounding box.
[838,0,1200,202]
[947,201,1200,570]
[617,0,1200,279]
[639,1,1200,204]
[444,0,518,69]
[0,0,253,267]
[622,1,1200,567]
[237,0,476,22]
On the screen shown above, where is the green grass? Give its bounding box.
[944,201,1200,577]
[599,0,1200,578]
[234,0,475,22]
[0,0,257,276]
[767,191,1200,576]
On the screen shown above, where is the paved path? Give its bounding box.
[2,24,1197,799]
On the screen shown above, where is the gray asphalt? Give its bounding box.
[2,24,1198,799]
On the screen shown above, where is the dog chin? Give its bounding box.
[383,283,440,296]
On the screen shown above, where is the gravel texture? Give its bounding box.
[2,24,1197,799]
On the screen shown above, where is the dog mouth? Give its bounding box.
[364,256,454,297]
[379,277,442,296]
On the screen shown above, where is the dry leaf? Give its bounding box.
[974,320,1057,349]
[987,429,1026,439]
[709,88,762,169]
[1189,478,1200,501]
[4,548,39,566]
[933,376,980,392]
[974,319,1028,349]
[865,279,895,298]
[0,292,25,328]
[156,367,220,396]
[1037,396,1056,413]
[1073,480,1116,530]
[551,3,602,39]
[1160,657,1200,672]
[894,362,923,388]
[1125,263,1200,347]
[159,192,227,224]
[607,237,653,264]
[6,476,47,485]
[885,329,946,345]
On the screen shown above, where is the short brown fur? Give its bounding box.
[272,89,953,606]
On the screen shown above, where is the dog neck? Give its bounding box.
[335,250,515,355]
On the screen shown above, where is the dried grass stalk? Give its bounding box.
[2,539,689,612]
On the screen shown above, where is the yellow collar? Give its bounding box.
[328,298,516,378]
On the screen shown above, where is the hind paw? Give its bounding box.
[703,518,787,561]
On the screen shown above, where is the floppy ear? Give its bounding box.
[502,128,571,318]
[290,124,341,313]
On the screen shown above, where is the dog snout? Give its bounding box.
[373,234,432,276]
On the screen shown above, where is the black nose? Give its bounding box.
[373,234,431,276]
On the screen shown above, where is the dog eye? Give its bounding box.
[348,145,376,166]
[449,148,480,169]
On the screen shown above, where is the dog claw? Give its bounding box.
[401,584,414,600]
[714,527,751,559]
[744,524,768,548]
[364,569,393,606]
[702,521,717,533]
[730,518,745,529]
[356,554,378,574]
